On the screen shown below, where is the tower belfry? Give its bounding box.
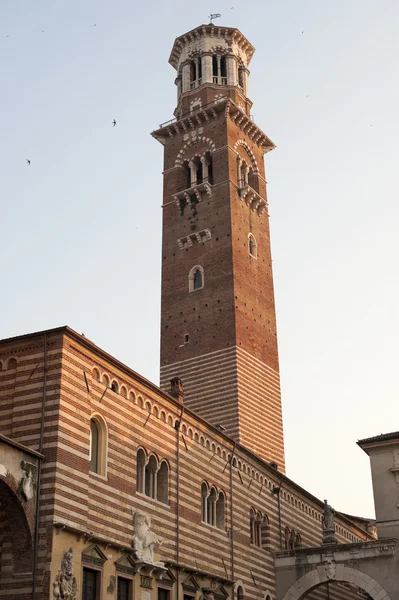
[153,24,285,472]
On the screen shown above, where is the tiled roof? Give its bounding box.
[358,431,399,445]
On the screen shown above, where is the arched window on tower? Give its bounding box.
[212,54,227,85]
[190,57,202,89]
[189,265,204,292]
[220,56,227,84]
[194,269,203,289]
[237,586,244,600]
[238,67,245,90]
[248,234,257,259]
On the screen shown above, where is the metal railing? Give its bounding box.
[158,98,226,129]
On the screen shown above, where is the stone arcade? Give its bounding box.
[0,22,398,600]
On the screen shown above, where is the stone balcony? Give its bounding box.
[173,181,212,209]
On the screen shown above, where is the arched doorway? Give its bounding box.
[0,479,33,574]
[281,567,390,600]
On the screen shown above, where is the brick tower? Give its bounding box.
[153,23,285,472]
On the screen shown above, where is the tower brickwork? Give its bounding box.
[153,24,285,472]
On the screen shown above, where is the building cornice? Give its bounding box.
[169,24,255,70]
[0,433,45,459]
[152,98,275,153]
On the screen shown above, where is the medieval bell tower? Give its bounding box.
[153,23,285,472]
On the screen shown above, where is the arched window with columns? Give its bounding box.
[189,57,202,89]
[136,449,169,504]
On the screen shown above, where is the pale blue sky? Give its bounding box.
[1,0,398,517]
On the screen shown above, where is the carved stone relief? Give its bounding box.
[132,511,164,567]
[52,548,78,600]
[324,556,337,580]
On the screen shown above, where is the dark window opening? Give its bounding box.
[194,269,203,290]
[196,160,203,184]
[238,68,244,89]
[83,568,99,600]
[221,56,227,77]
[184,334,189,343]
[158,589,170,600]
[190,61,196,82]
[117,578,131,600]
[212,55,218,76]
[89,420,99,473]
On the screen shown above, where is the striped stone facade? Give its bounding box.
[0,328,374,600]
[160,346,284,469]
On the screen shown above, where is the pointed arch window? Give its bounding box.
[189,265,204,292]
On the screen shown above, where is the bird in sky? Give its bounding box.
[112,119,116,127]
[26,159,31,165]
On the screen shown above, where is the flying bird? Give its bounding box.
[26,159,31,165]
[112,119,116,127]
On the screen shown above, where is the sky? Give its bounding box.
[1,0,398,518]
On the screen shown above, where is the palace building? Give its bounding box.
[1,22,397,600]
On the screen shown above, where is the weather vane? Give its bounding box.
[208,13,222,24]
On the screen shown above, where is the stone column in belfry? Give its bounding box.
[152,23,285,473]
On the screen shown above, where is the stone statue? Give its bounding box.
[21,469,34,501]
[132,511,163,565]
[52,548,78,600]
[322,500,338,545]
[322,500,335,531]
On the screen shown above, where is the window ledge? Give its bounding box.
[136,491,171,509]
[200,520,226,533]
[250,543,270,552]
[89,470,107,481]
